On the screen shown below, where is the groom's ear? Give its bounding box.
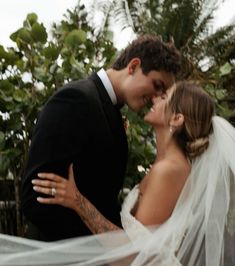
[128,58,141,74]
[170,113,184,128]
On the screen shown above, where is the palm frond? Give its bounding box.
[87,0,113,35]
[110,0,134,31]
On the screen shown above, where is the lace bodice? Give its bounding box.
[120,185,151,241]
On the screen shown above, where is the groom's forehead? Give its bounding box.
[156,71,175,90]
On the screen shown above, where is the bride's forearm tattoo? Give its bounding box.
[74,191,121,234]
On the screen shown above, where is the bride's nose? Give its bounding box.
[151,96,158,104]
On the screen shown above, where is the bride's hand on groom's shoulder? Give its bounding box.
[32,164,79,210]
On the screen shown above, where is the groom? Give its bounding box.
[21,35,180,241]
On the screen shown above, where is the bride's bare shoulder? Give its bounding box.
[136,159,190,224]
[147,158,190,189]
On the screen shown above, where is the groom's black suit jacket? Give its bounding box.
[21,73,128,241]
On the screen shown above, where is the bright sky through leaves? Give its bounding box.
[0,0,234,49]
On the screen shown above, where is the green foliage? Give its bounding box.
[220,62,233,76]
[26,13,38,26]
[65,29,87,47]
[204,62,235,118]
[31,23,48,43]
[122,106,156,188]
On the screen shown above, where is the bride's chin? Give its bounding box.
[144,114,152,124]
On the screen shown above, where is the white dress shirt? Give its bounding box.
[97,68,117,105]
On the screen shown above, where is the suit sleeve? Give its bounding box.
[25,86,90,180]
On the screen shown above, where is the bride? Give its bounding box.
[1,81,235,265]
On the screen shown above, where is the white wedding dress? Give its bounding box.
[120,185,183,266]
[120,184,183,266]
[120,185,152,242]
[0,116,235,266]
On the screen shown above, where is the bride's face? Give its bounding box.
[144,86,174,127]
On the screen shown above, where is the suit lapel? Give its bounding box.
[89,73,127,148]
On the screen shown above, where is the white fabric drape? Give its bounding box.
[0,116,235,266]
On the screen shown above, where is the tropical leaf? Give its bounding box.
[220,62,233,76]
[31,22,47,43]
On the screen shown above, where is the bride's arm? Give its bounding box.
[33,165,140,265]
[32,164,121,234]
[67,192,121,234]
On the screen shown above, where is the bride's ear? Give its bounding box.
[169,113,184,128]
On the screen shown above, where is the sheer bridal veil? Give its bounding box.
[0,116,235,266]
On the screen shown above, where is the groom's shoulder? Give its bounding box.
[48,76,98,103]
[57,76,95,94]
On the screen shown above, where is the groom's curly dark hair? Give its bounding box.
[111,35,181,75]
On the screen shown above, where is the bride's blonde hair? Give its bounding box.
[167,81,215,159]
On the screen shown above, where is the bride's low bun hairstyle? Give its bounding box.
[167,81,215,160]
[186,136,210,159]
